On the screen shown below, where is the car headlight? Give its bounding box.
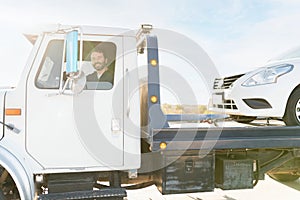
[242,64,293,87]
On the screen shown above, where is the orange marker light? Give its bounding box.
[5,108,21,116]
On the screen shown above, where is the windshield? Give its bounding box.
[271,46,300,61]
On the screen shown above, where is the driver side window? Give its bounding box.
[35,40,64,89]
[35,39,117,90]
[63,41,117,90]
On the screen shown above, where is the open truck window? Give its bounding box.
[82,41,117,90]
[35,39,117,90]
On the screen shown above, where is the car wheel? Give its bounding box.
[230,115,257,123]
[283,88,300,126]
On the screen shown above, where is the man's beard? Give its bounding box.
[93,62,106,71]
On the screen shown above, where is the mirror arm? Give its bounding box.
[60,77,71,94]
[47,75,73,97]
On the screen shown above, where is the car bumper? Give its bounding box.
[209,81,291,118]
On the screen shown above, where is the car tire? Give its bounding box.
[230,115,257,123]
[283,88,300,126]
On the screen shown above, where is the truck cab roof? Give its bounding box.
[24,24,135,44]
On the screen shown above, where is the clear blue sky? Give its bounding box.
[1,0,300,103]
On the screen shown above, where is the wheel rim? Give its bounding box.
[295,99,300,123]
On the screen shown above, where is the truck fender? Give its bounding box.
[0,146,34,200]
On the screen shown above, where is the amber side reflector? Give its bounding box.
[5,109,21,116]
[150,59,158,66]
[160,142,167,150]
[150,96,158,103]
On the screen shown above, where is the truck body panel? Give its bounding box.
[0,146,34,200]
[26,33,125,169]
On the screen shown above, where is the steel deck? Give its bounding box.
[152,126,300,151]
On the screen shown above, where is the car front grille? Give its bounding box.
[213,99,238,110]
[213,74,244,89]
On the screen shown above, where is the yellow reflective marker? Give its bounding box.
[150,96,158,103]
[160,142,167,150]
[150,59,157,66]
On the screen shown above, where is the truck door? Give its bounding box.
[26,34,124,169]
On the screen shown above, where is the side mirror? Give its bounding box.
[64,30,86,95]
[66,30,78,73]
[70,71,86,94]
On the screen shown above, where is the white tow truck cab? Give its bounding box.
[1,25,140,200]
[1,24,300,200]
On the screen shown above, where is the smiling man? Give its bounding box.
[86,47,113,83]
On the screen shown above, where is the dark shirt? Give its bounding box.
[86,71,114,83]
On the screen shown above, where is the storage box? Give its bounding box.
[215,156,253,190]
[156,152,214,194]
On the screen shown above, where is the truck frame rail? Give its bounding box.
[152,126,300,151]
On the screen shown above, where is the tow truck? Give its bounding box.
[0,24,300,200]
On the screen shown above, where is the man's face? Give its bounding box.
[91,51,107,71]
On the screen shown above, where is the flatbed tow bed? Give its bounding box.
[152,126,300,151]
[135,26,300,194]
[136,121,300,194]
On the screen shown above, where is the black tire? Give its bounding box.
[230,115,257,123]
[0,189,5,200]
[283,88,300,126]
[269,173,300,182]
[0,166,5,200]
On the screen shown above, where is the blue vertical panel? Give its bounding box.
[146,35,169,131]
[66,30,78,73]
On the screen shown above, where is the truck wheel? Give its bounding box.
[230,115,257,123]
[0,169,20,200]
[269,174,300,182]
[283,88,300,126]
[0,189,4,200]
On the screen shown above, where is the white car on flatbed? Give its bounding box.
[210,46,300,126]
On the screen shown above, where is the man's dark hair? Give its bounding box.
[91,46,107,58]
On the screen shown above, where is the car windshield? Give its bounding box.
[271,46,300,61]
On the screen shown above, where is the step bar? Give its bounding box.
[38,188,126,200]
